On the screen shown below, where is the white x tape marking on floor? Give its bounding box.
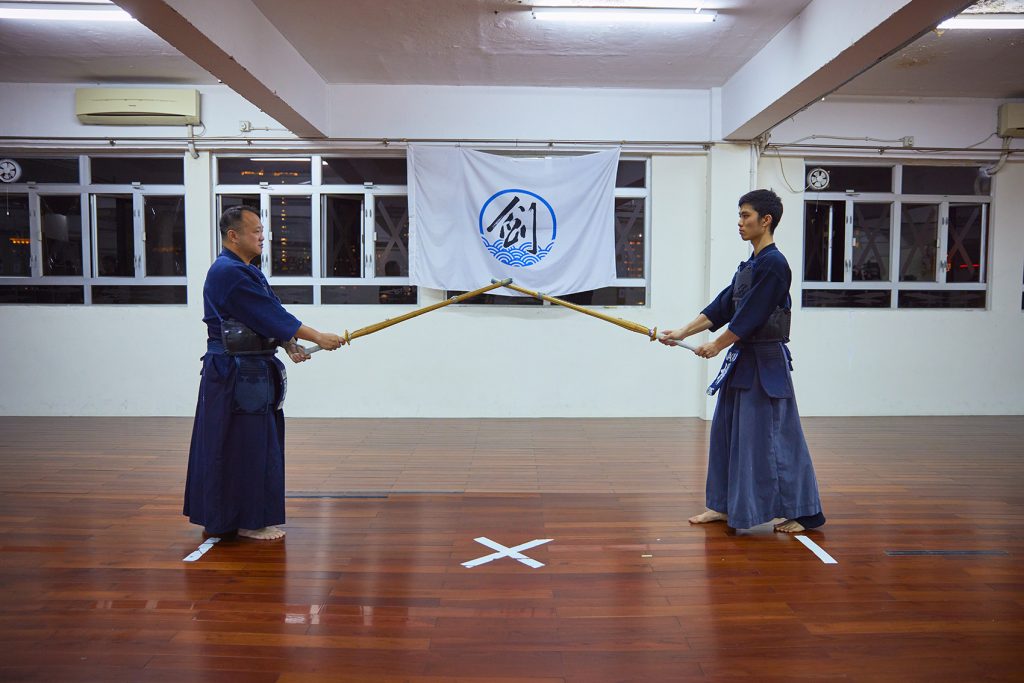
[462,536,553,569]
[795,534,837,564]
[183,537,220,562]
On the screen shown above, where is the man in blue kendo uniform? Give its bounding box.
[184,206,344,540]
[660,189,824,533]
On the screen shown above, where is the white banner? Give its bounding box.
[408,145,619,296]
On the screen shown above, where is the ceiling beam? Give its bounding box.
[114,0,328,138]
[720,0,974,141]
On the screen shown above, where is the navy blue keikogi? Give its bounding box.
[701,243,824,530]
[184,248,302,535]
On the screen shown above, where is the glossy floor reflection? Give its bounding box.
[0,416,1022,682]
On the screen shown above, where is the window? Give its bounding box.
[215,155,416,305]
[801,163,990,309]
[0,155,186,304]
[449,157,651,306]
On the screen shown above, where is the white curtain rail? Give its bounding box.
[0,135,714,154]
[766,142,1021,158]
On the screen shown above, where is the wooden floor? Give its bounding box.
[1,416,1022,682]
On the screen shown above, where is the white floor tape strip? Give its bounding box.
[795,534,837,564]
[462,537,553,569]
[183,537,220,562]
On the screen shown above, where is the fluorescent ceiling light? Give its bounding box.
[10,0,115,3]
[532,7,715,23]
[0,2,132,21]
[938,13,1024,29]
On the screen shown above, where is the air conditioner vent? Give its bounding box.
[75,88,200,126]
[997,103,1024,138]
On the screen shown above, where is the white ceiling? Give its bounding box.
[0,1,1019,103]
[0,8,216,83]
[249,0,812,89]
[837,23,1024,98]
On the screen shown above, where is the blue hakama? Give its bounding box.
[184,249,302,535]
[701,244,824,530]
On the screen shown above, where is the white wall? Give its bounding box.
[760,96,1024,416]
[1,84,1021,417]
[758,155,1024,417]
[327,84,713,141]
[0,81,713,418]
[0,83,292,141]
[0,82,713,144]
[0,152,709,418]
[770,95,1021,152]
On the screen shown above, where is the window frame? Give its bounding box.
[214,153,413,305]
[801,161,991,309]
[0,154,187,304]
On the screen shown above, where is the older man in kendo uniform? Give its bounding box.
[184,206,343,540]
[660,189,825,533]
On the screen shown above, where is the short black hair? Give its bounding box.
[218,205,258,239]
[738,189,783,233]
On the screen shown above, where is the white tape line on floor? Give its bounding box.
[183,537,220,562]
[795,534,837,564]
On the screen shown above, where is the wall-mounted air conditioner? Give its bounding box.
[75,88,201,126]
[997,103,1024,138]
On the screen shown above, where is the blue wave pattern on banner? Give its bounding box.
[482,239,555,267]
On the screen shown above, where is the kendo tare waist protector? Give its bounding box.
[221,318,279,355]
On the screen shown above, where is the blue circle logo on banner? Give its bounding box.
[479,189,557,267]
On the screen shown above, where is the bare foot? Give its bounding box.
[773,519,805,533]
[238,526,285,540]
[688,509,727,524]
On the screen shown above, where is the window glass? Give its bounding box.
[215,154,647,307]
[899,204,938,283]
[615,160,646,188]
[91,157,183,184]
[561,287,646,306]
[1,155,186,308]
[0,194,31,276]
[851,203,891,282]
[323,195,363,277]
[94,194,135,276]
[218,157,311,185]
[801,164,991,310]
[374,196,409,277]
[40,195,83,276]
[216,195,260,255]
[946,204,985,283]
[273,286,314,305]
[219,195,260,213]
[803,201,845,282]
[445,291,542,306]
[903,166,990,196]
[802,289,890,308]
[322,285,417,304]
[898,290,985,308]
[144,196,186,276]
[322,158,406,185]
[812,165,892,193]
[615,197,645,279]
[91,285,185,304]
[452,286,643,305]
[0,285,83,304]
[270,196,311,276]
[4,157,79,184]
